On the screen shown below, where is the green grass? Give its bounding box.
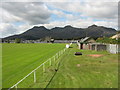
[46,44,118,88]
[2,43,118,88]
[2,43,65,88]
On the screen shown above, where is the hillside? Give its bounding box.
[3,25,116,40]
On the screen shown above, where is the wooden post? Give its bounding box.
[95,44,97,51]
[90,44,92,50]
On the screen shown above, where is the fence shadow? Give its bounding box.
[44,55,62,89]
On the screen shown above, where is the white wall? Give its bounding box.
[107,44,120,54]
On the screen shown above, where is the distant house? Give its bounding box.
[54,40,77,43]
[77,37,120,53]
[80,37,96,43]
[79,37,96,49]
[111,34,120,40]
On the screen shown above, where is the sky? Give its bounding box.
[0,0,119,38]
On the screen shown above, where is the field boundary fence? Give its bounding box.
[8,43,72,89]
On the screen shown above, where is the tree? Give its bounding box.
[15,38,21,43]
[96,37,119,44]
[117,30,120,34]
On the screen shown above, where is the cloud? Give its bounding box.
[1,0,119,2]
[0,23,18,37]
[0,1,118,38]
[1,2,51,38]
[40,17,117,30]
[50,9,80,21]
[48,2,118,20]
[0,8,22,23]
[81,2,118,19]
[2,2,51,25]
[45,2,118,29]
[0,23,33,38]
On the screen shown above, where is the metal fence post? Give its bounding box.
[15,85,17,90]
[34,71,36,83]
[43,64,45,73]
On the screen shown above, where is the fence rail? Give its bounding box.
[8,43,72,89]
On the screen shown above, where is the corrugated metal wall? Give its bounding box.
[107,44,120,54]
[78,43,120,54]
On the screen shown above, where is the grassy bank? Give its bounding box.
[47,44,118,88]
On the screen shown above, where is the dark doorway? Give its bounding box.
[80,43,83,49]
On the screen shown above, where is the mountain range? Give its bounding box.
[3,24,117,40]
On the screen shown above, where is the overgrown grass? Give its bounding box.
[47,44,118,88]
[2,43,65,88]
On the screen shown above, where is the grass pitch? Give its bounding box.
[2,43,65,88]
[2,43,118,88]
